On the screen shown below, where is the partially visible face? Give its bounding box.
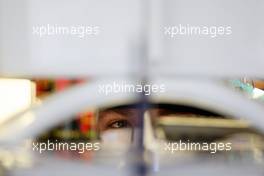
[97,108,140,144]
[97,105,221,143]
[97,106,185,134]
[98,108,139,133]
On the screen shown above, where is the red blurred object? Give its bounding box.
[79,111,94,134]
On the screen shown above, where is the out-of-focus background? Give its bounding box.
[0,0,264,176]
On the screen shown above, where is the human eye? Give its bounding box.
[107,120,130,129]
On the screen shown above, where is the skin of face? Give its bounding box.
[98,108,139,132]
[97,107,177,133]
